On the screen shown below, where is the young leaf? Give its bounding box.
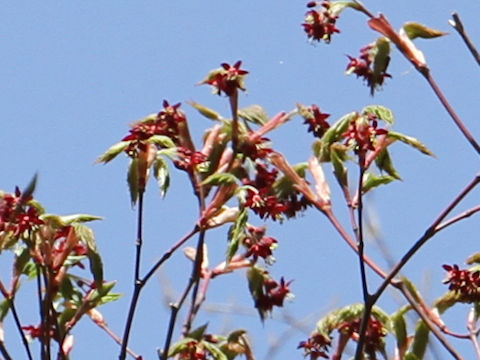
[330,147,348,188]
[202,173,238,187]
[238,105,269,125]
[362,173,396,194]
[148,135,175,148]
[96,141,130,164]
[188,101,223,121]
[127,158,140,206]
[388,131,434,156]
[391,306,410,358]
[409,320,430,359]
[371,37,391,95]
[329,1,361,16]
[317,112,357,162]
[41,214,103,227]
[75,224,104,288]
[375,149,402,180]
[153,156,170,198]
[362,104,394,125]
[0,299,10,321]
[403,22,448,40]
[188,323,209,341]
[203,341,228,360]
[273,162,308,199]
[227,208,248,263]
[14,246,31,278]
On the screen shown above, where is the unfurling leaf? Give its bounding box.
[317,112,357,161]
[362,173,396,193]
[148,135,175,148]
[362,105,394,125]
[388,131,434,156]
[329,1,361,16]
[96,141,130,164]
[371,38,391,95]
[188,323,209,341]
[392,306,410,358]
[202,172,238,186]
[238,105,269,125]
[153,157,170,198]
[375,149,401,180]
[41,214,103,227]
[409,320,430,360]
[403,22,448,40]
[331,148,348,187]
[127,158,140,206]
[76,224,103,288]
[189,101,223,121]
[202,341,228,360]
[227,208,248,263]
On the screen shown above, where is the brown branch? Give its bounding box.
[449,12,480,66]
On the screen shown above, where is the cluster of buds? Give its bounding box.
[0,187,43,239]
[302,1,340,43]
[346,45,391,93]
[199,61,248,97]
[338,317,386,356]
[343,114,388,155]
[443,264,480,303]
[298,332,331,359]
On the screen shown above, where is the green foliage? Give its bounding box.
[96,141,129,164]
[362,173,396,194]
[238,105,269,125]
[189,101,223,121]
[362,104,394,125]
[388,131,434,156]
[403,22,448,40]
[227,208,248,263]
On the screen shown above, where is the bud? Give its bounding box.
[308,157,331,209]
[62,334,74,355]
[88,308,105,326]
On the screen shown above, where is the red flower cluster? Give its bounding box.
[338,317,386,356]
[343,114,388,154]
[239,135,273,160]
[51,226,88,269]
[256,276,292,316]
[301,105,330,138]
[302,1,340,43]
[244,225,277,261]
[123,100,186,156]
[346,45,391,92]
[443,264,480,302]
[201,61,248,96]
[0,187,43,237]
[178,340,208,360]
[174,147,208,174]
[22,324,55,340]
[298,332,331,360]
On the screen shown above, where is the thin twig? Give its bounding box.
[8,299,33,360]
[119,191,144,360]
[0,341,13,360]
[450,12,480,66]
[93,318,141,359]
[373,174,480,303]
[435,204,480,233]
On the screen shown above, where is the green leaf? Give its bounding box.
[203,341,228,360]
[388,131,434,156]
[148,135,175,148]
[375,149,401,180]
[467,253,480,265]
[227,208,248,263]
[371,37,391,95]
[404,353,420,360]
[187,323,209,341]
[96,141,129,164]
[153,156,170,198]
[76,224,103,288]
[127,158,140,206]
[14,246,31,278]
[331,148,348,187]
[202,173,238,187]
[0,299,10,321]
[189,101,223,121]
[362,173,396,193]
[329,1,361,16]
[317,112,357,162]
[362,104,394,125]
[273,162,308,199]
[403,22,448,40]
[410,320,430,359]
[392,306,410,357]
[168,337,195,357]
[238,105,269,125]
[41,214,103,227]
[247,266,267,319]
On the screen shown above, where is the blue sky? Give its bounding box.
[1,1,480,359]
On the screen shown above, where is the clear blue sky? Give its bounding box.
[1,1,480,359]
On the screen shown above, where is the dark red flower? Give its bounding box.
[174,147,207,174]
[443,264,480,302]
[244,188,288,221]
[338,317,386,356]
[298,332,331,360]
[302,2,340,43]
[201,61,248,96]
[343,114,388,154]
[244,234,277,260]
[301,105,330,138]
[239,135,273,160]
[346,45,391,93]
[0,188,43,236]
[255,276,293,315]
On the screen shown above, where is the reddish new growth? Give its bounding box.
[443,264,480,303]
[240,135,273,161]
[256,276,293,316]
[343,114,388,155]
[301,105,330,138]
[123,100,186,156]
[22,324,55,340]
[178,340,208,360]
[298,332,331,360]
[201,61,248,96]
[338,317,386,356]
[346,45,391,93]
[174,147,207,174]
[302,1,340,43]
[0,187,43,237]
